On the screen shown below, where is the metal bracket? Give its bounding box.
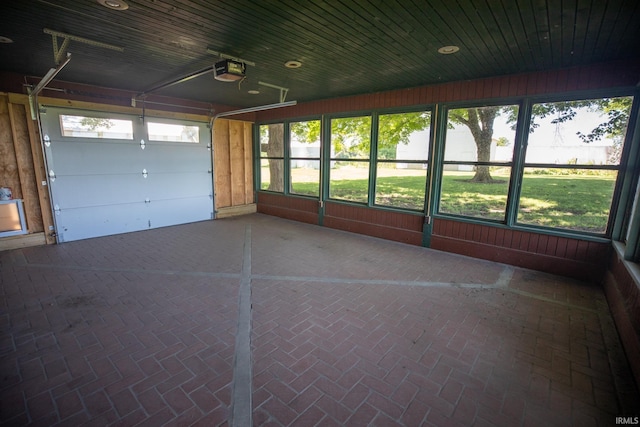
[27,53,72,119]
[44,28,124,64]
[51,34,71,65]
[258,81,289,103]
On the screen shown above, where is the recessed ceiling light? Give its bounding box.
[284,60,302,69]
[248,90,260,95]
[97,0,129,10]
[0,36,14,44]
[438,45,460,54]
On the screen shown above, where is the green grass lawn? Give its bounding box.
[264,167,617,233]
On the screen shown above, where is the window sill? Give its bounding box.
[613,241,640,285]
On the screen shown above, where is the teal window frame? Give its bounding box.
[515,95,634,235]
[320,107,434,212]
[612,95,640,261]
[325,113,374,205]
[434,101,524,224]
[256,117,323,198]
[432,90,638,239]
[255,87,640,242]
[257,122,285,193]
[289,119,322,198]
[373,109,432,212]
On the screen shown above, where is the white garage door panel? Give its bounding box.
[144,144,211,172]
[47,141,144,175]
[147,197,213,229]
[141,172,212,200]
[41,107,214,242]
[56,203,148,242]
[51,175,147,208]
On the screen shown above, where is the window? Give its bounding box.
[147,122,199,143]
[624,180,640,262]
[518,96,633,233]
[328,116,371,203]
[60,115,133,140]
[254,92,636,240]
[289,120,321,197]
[375,111,431,211]
[439,105,518,220]
[0,200,27,237]
[259,123,284,192]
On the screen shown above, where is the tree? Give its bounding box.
[262,123,284,192]
[263,112,431,190]
[290,112,431,158]
[80,117,114,137]
[534,97,633,165]
[261,96,633,188]
[448,96,633,182]
[496,136,510,147]
[448,106,501,183]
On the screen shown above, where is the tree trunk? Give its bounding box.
[472,132,493,182]
[266,123,284,192]
[466,107,498,183]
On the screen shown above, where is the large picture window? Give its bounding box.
[259,123,284,192]
[255,92,636,240]
[439,105,518,221]
[328,116,371,203]
[289,120,321,197]
[375,111,431,211]
[518,96,634,233]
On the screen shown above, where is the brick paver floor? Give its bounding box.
[1,213,638,426]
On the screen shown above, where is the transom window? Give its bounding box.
[60,115,133,140]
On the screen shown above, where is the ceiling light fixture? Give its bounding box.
[438,45,460,54]
[248,90,260,95]
[97,0,129,10]
[284,60,302,69]
[0,36,14,44]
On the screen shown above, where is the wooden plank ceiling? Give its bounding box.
[1,0,639,108]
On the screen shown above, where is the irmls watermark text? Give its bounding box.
[616,417,640,425]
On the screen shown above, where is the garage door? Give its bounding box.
[40,107,213,242]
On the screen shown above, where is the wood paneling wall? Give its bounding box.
[213,119,254,214]
[324,202,423,246]
[0,93,53,248]
[257,192,319,225]
[431,218,610,281]
[604,247,640,389]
